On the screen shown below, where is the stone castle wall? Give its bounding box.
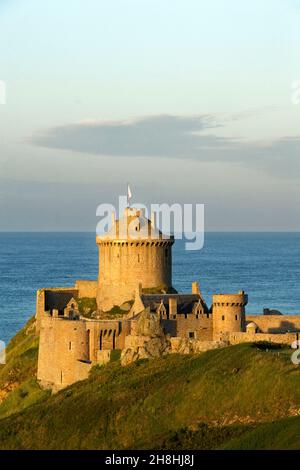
[37,314,131,390]
[84,318,130,360]
[246,315,300,333]
[225,331,299,346]
[36,289,45,333]
[162,314,213,341]
[35,287,78,333]
[75,280,97,298]
[37,316,91,392]
[96,240,173,311]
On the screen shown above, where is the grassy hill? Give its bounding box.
[220,415,300,450]
[0,319,300,449]
[0,317,49,419]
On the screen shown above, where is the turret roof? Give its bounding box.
[97,207,173,242]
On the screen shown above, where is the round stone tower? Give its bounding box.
[212,291,248,341]
[96,207,174,312]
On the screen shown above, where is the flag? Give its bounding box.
[127,184,132,206]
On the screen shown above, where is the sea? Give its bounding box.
[0,232,300,344]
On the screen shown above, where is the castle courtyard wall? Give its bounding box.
[226,331,299,346]
[246,315,300,333]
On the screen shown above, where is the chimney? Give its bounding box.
[169,297,177,317]
[52,309,59,318]
[192,281,200,294]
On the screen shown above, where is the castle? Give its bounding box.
[36,207,300,391]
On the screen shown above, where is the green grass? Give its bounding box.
[142,285,178,294]
[0,317,38,387]
[102,301,134,317]
[110,349,121,362]
[220,415,300,450]
[0,341,300,449]
[0,317,50,419]
[77,297,97,318]
[0,379,48,419]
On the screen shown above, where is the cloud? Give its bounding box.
[30,114,238,160]
[30,114,300,178]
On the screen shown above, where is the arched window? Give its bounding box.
[157,303,166,318]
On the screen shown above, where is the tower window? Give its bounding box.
[222,315,225,321]
[235,315,238,321]
[69,341,73,351]
[189,332,195,339]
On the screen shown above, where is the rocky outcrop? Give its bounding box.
[121,308,171,366]
[170,337,227,354]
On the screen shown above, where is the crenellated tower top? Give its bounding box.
[96,207,174,244]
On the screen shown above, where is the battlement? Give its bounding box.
[96,207,173,242]
[96,238,174,246]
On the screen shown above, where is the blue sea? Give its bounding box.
[0,232,300,344]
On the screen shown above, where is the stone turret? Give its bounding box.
[212,291,248,341]
[96,207,174,311]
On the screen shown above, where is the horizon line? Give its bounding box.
[0,230,300,234]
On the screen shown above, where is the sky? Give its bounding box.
[0,0,299,231]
